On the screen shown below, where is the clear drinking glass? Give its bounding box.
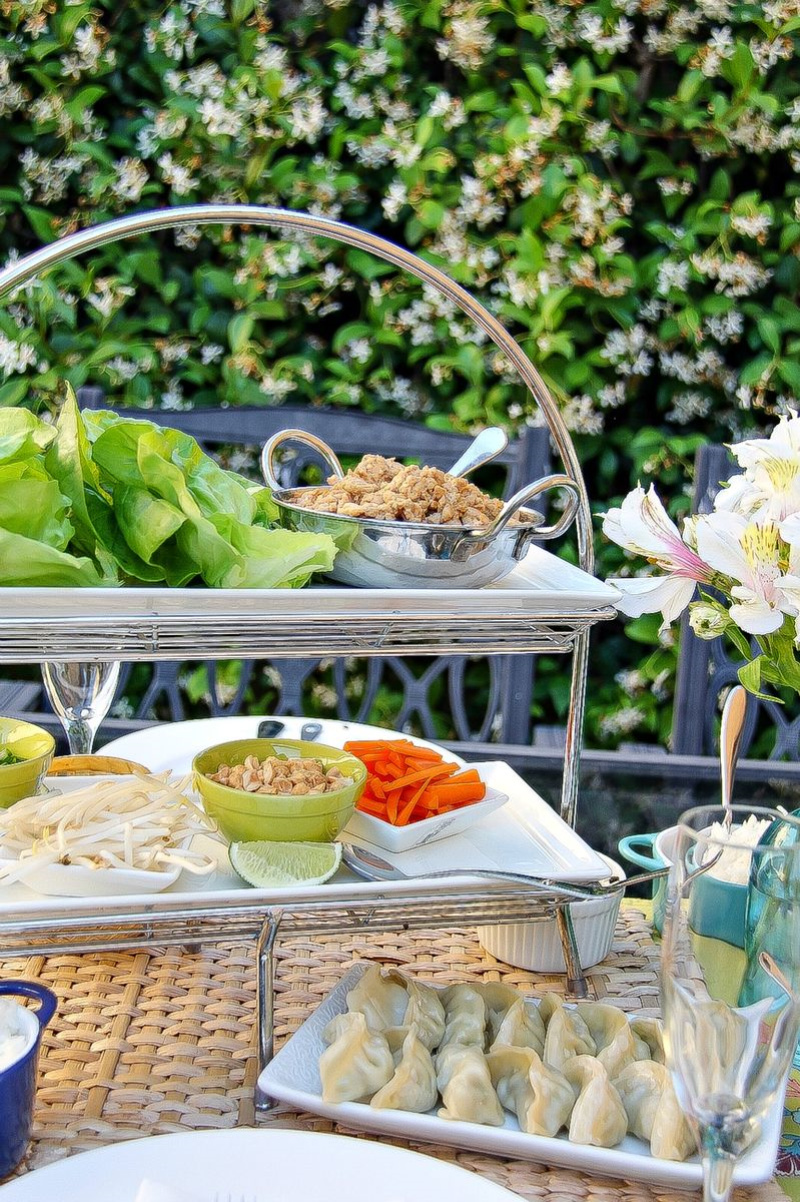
[661,804,800,1202]
[41,661,121,755]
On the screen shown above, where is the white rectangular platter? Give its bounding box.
[0,754,609,923]
[258,963,784,1191]
[0,548,619,619]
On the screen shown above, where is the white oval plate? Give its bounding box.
[2,1128,519,1201]
[102,715,466,775]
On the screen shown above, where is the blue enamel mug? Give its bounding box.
[0,980,57,1179]
[618,828,677,935]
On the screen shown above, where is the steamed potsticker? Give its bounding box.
[319,1011,394,1103]
[631,1016,666,1065]
[563,1055,628,1148]
[347,965,445,1050]
[575,1001,638,1079]
[439,983,488,1049]
[436,1042,505,1126]
[543,1000,597,1071]
[487,1045,575,1137]
[346,965,407,1031]
[370,1023,438,1113]
[614,1060,697,1161]
[487,996,545,1056]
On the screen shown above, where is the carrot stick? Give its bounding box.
[429,782,486,805]
[442,769,481,785]
[382,763,458,792]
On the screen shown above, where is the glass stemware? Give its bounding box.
[661,804,800,1202]
[41,661,121,756]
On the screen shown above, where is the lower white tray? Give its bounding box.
[0,724,609,920]
[258,963,784,1190]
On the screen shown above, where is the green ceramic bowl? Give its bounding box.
[0,718,56,809]
[192,737,368,844]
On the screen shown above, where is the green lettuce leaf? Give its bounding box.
[44,388,118,580]
[0,461,74,548]
[0,409,57,464]
[0,528,106,586]
[209,515,336,588]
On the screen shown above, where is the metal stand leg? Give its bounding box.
[255,908,282,1113]
[556,903,588,998]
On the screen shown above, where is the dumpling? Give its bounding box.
[614,1060,696,1161]
[631,1017,666,1065]
[543,1001,596,1071]
[574,1002,637,1079]
[489,997,545,1056]
[563,1055,628,1148]
[346,964,408,1031]
[370,1023,438,1113]
[383,969,445,1051]
[538,993,564,1026]
[487,1045,575,1137]
[472,982,526,1041]
[346,965,445,1050]
[439,984,487,1049]
[319,1011,394,1103]
[436,1042,505,1126]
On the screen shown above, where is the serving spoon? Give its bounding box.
[447,426,508,479]
[339,841,667,898]
[720,685,748,831]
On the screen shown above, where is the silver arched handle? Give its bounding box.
[464,473,580,542]
[0,203,592,575]
[261,429,344,491]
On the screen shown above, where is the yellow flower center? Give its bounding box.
[741,522,780,571]
[762,455,800,494]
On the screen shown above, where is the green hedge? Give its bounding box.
[1,0,798,747]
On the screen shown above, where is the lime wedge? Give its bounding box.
[229,840,342,888]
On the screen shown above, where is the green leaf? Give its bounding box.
[757,316,782,355]
[228,313,254,353]
[737,656,773,700]
[345,249,395,281]
[22,205,58,244]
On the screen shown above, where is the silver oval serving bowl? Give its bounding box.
[261,429,580,590]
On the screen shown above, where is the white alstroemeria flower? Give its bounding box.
[606,574,700,626]
[776,575,800,642]
[728,411,800,521]
[712,471,764,518]
[694,511,787,634]
[602,484,712,578]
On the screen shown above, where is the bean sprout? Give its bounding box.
[0,772,220,885]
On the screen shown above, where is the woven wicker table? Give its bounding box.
[0,903,785,1201]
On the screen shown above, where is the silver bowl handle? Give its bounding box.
[462,473,580,543]
[261,429,345,491]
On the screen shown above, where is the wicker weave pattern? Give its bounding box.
[1,906,784,1200]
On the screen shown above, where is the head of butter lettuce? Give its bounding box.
[0,389,336,589]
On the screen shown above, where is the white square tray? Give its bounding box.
[258,963,784,1191]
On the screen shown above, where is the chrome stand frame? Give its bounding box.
[0,203,610,1100]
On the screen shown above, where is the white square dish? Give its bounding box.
[343,784,509,853]
[258,963,784,1191]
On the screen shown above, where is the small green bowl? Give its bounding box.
[192,737,368,844]
[0,718,56,809]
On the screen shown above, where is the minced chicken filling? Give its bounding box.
[294,454,525,526]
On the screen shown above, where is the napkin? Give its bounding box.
[134,1179,210,1202]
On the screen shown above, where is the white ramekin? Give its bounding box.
[476,855,624,973]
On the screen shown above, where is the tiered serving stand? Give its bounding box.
[0,206,617,1099]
